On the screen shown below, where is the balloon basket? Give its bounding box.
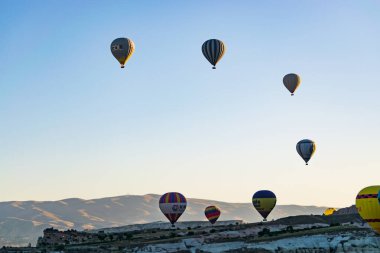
[212,66,216,69]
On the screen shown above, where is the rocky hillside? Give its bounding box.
[333,205,358,215]
[34,215,374,253]
[133,231,379,253]
[0,194,331,246]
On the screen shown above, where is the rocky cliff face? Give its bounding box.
[246,232,380,253]
[133,231,380,253]
[334,205,358,215]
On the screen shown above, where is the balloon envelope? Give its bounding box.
[283,73,301,95]
[202,39,225,69]
[252,190,277,221]
[110,38,135,68]
[323,208,337,216]
[356,186,380,234]
[296,139,316,165]
[205,206,221,224]
[159,192,187,225]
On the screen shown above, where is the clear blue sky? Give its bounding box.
[0,1,379,207]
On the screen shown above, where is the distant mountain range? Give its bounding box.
[0,194,338,246]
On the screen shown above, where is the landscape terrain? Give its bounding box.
[1,194,378,253]
[1,212,379,252]
[0,194,330,246]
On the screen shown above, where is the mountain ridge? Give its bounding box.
[0,193,341,247]
[0,193,342,206]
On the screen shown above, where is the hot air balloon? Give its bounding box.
[252,190,277,221]
[202,39,225,69]
[356,185,380,234]
[205,206,221,225]
[283,73,301,96]
[296,139,316,165]
[110,38,135,68]
[159,192,187,227]
[323,208,337,216]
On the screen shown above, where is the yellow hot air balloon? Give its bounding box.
[323,208,337,216]
[356,185,380,234]
[252,190,277,221]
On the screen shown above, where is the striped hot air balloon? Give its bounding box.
[204,206,221,225]
[283,73,301,96]
[202,39,225,69]
[110,38,135,68]
[252,190,277,221]
[356,186,380,234]
[159,192,187,227]
[296,139,316,165]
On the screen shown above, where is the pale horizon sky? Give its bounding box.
[1,1,380,208]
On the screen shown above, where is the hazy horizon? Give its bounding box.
[1,1,379,207]
[0,192,350,208]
